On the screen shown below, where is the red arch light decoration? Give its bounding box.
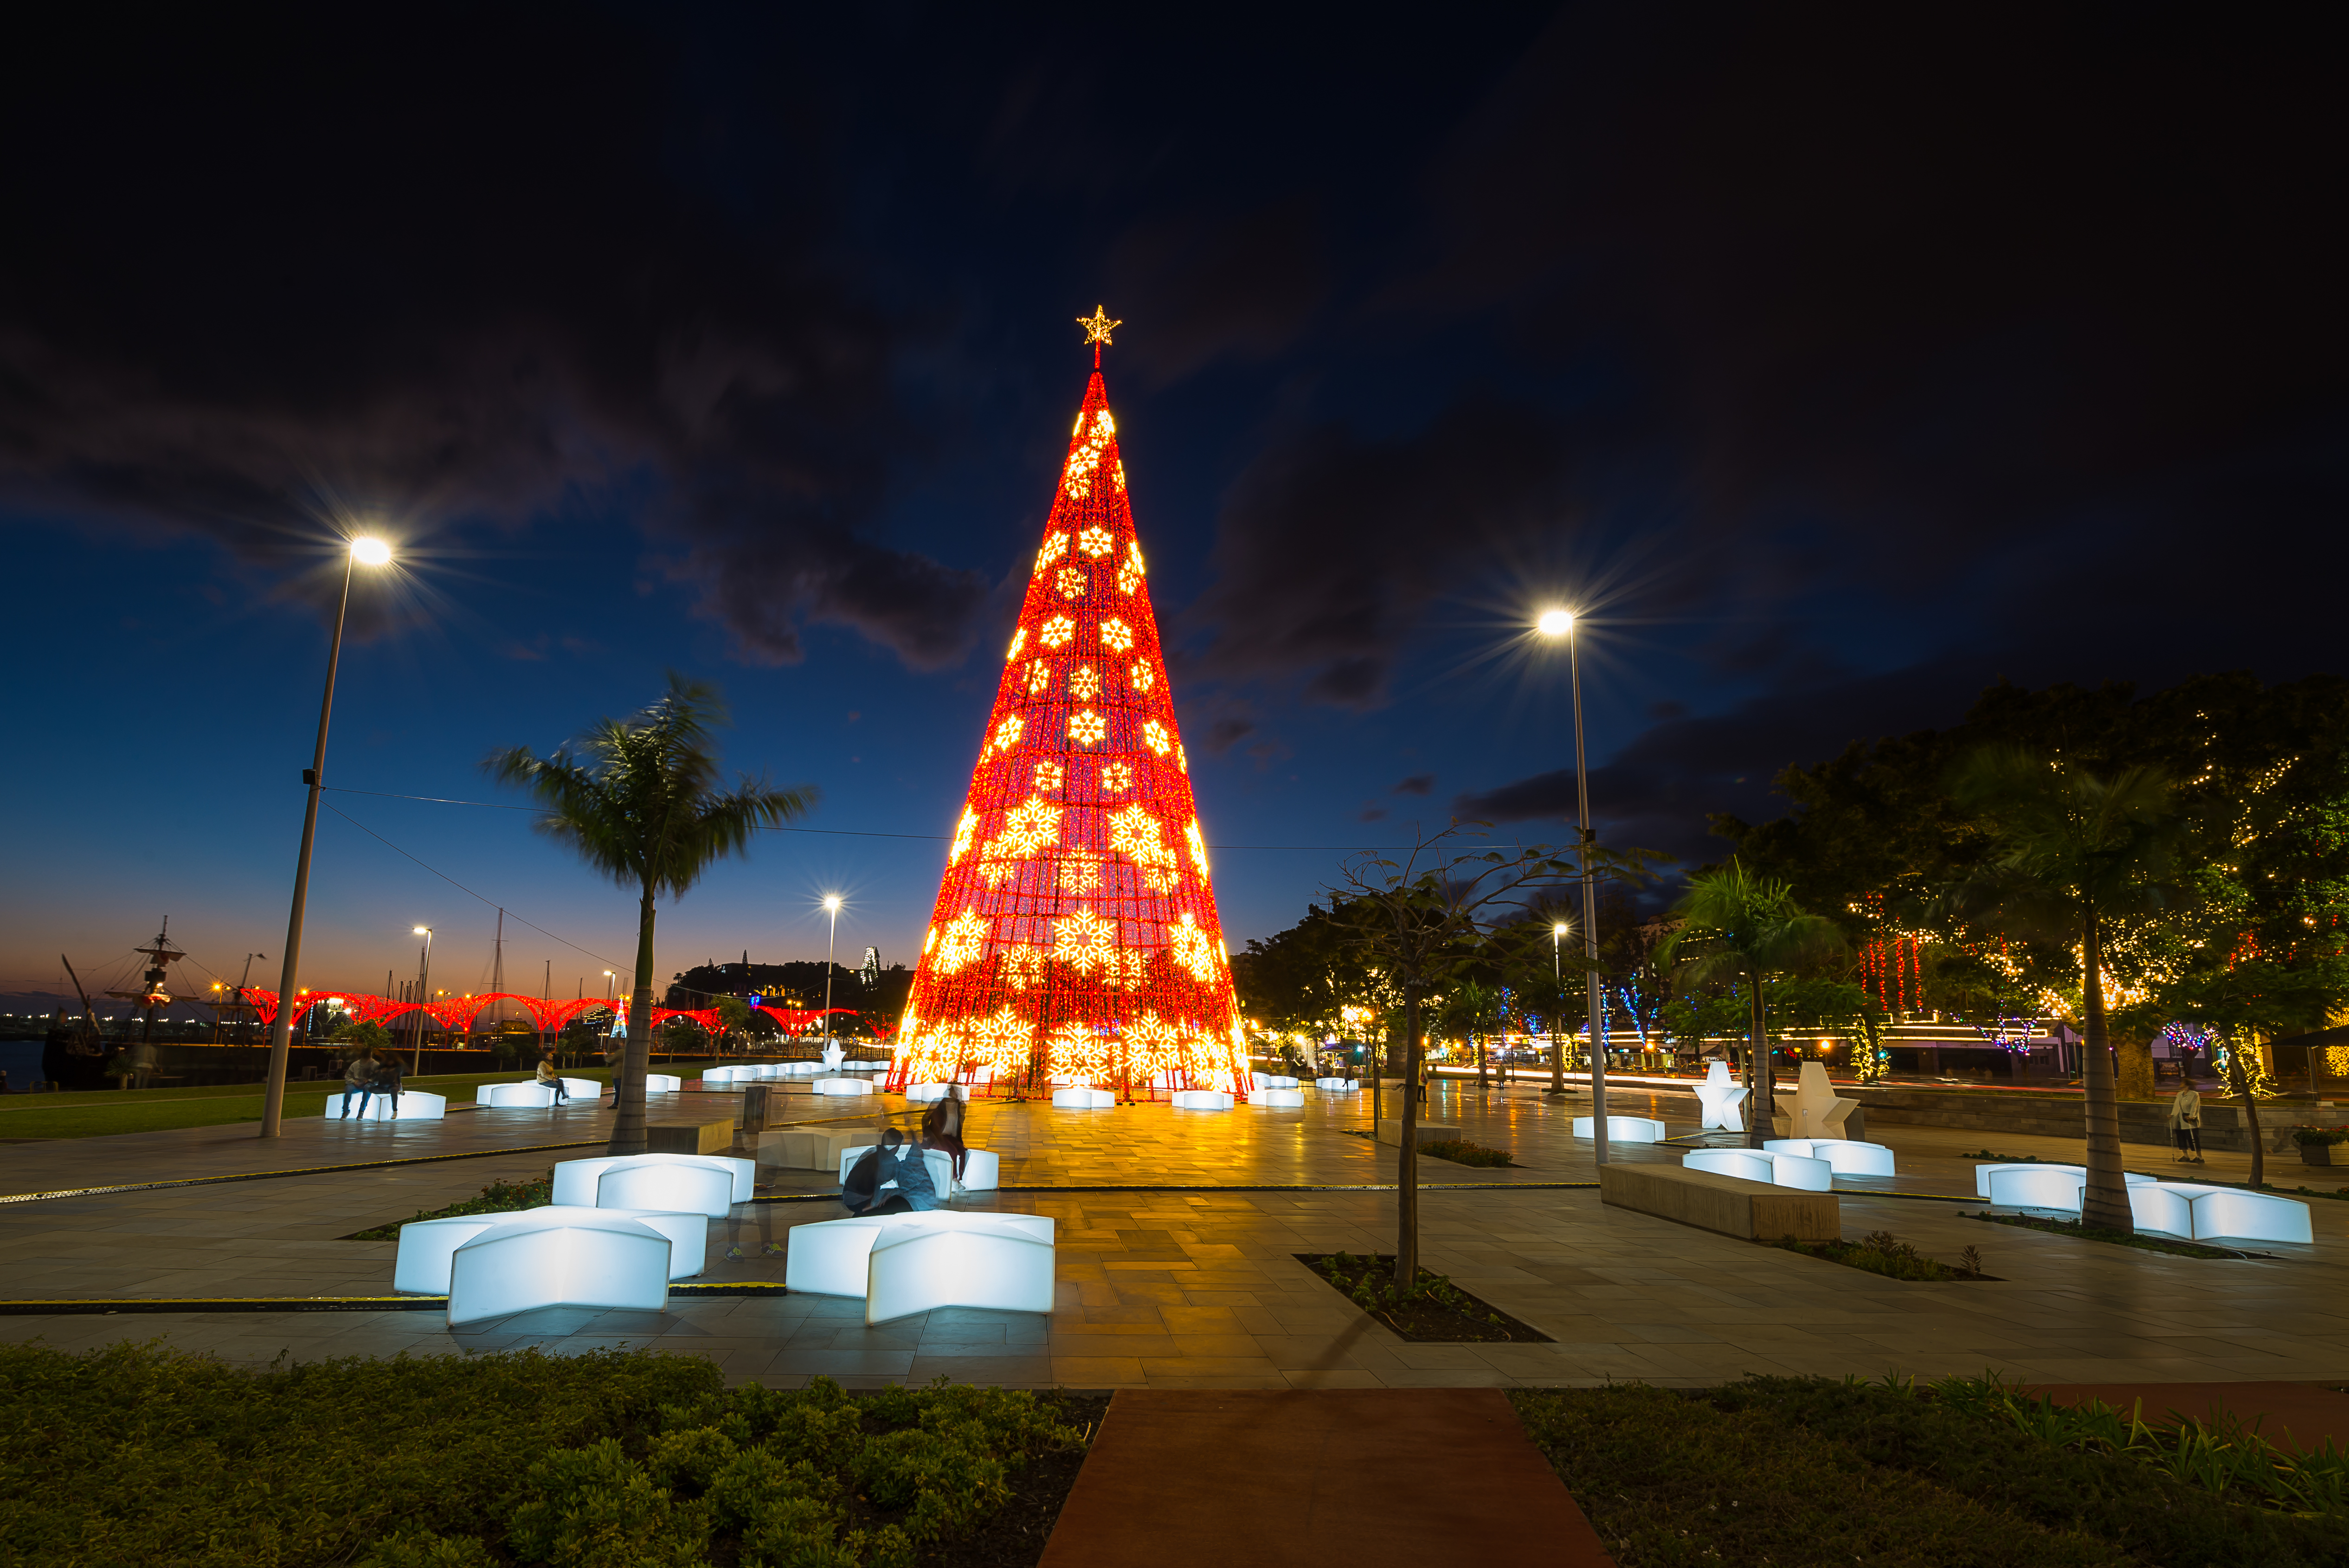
[232,990,844,1041]
[887,360,1246,1099]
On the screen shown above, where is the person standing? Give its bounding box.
[2170,1084,2203,1163]
[341,1048,379,1119]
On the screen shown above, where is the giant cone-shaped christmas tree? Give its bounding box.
[888,315,1247,1099]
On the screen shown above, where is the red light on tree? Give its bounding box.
[888,328,1245,1098]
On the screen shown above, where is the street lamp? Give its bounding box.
[259,534,394,1138]
[1538,606,1610,1162]
[1551,921,1569,1093]
[821,896,843,1056]
[412,926,434,1070]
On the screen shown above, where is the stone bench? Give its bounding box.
[1373,1119,1460,1148]
[646,1118,737,1156]
[1600,1160,1840,1242]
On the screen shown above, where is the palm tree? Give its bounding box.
[1659,860,1845,1149]
[1950,746,2177,1233]
[487,674,817,1156]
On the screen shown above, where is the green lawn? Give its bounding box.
[0,1069,610,1141]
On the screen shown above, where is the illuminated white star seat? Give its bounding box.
[1765,1137,1897,1177]
[905,1082,954,1102]
[1314,1078,1359,1092]
[1774,1061,1860,1139]
[785,1209,1056,1325]
[1052,1086,1115,1108]
[836,1142,997,1195]
[814,1076,876,1097]
[1250,1072,1300,1091]
[1253,1088,1306,1107]
[475,1078,599,1108]
[1976,1165,2309,1242]
[395,1205,708,1298]
[443,1209,687,1324]
[1170,1089,1233,1109]
[324,1090,445,1121]
[552,1153,753,1210]
[645,1073,682,1092]
[1573,1114,1669,1142]
[1684,1147,1833,1191]
[1694,1060,1750,1132]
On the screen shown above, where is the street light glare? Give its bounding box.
[1553,921,1570,936]
[350,537,393,566]
[823,895,843,911]
[1537,608,1575,636]
[413,925,431,935]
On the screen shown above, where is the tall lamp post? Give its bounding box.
[1538,607,1609,1163]
[259,535,393,1138]
[1551,920,1569,1092]
[412,926,434,1071]
[821,896,843,1056]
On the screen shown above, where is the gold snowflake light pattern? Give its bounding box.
[889,348,1246,1099]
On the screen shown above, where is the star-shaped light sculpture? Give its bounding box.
[1076,305,1121,346]
[1695,1058,1750,1132]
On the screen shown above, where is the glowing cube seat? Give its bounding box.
[905,1082,954,1102]
[813,1077,875,1097]
[1573,1114,1669,1143]
[395,1204,708,1296]
[1684,1148,1833,1191]
[1985,1167,2086,1209]
[552,1153,754,1208]
[445,1209,675,1325]
[785,1209,1056,1325]
[475,1078,598,1108]
[1973,1163,2157,1200]
[645,1073,682,1092]
[1250,1072,1300,1091]
[1051,1086,1115,1108]
[1764,1137,1897,1177]
[324,1090,445,1122]
[1170,1089,1233,1109]
[597,1160,733,1218]
[1314,1078,1359,1092]
[2177,1184,2312,1244]
[1253,1088,1306,1107]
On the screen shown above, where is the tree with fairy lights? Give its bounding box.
[887,311,1249,1100]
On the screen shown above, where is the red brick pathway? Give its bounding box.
[1038,1388,1614,1568]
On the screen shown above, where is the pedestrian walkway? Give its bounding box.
[1036,1388,1614,1567]
[1,1082,2343,1389]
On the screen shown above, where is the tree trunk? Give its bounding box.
[1744,977,1769,1149]
[1394,987,1421,1292]
[609,888,656,1157]
[2115,1033,2157,1102]
[2233,1041,2265,1189]
[2079,908,2133,1232]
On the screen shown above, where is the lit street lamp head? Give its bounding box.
[350,537,393,566]
[1536,608,1574,637]
[823,895,842,912]
[1553,922,1570,937]
[413,925,431,936]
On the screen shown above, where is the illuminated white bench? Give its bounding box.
[784,1210,1055,1325]
[645,1073,681,1092]
[1974,1163,2157,1200]
[1574,1114,1668,1143]
[1314,1078,1359,1092]
[904,1082,954,1102]
[1170,1089,1233,1109]
[475,1078,598,1108]
[396,1205,708,1296]
[1253,1088,1306,1107]
[2164,1183,2313,1244]
[324,1090,445,1121]
[444,1209,679,1324]
[813,1077,876,1097]
[836,1143,998,1195]
[552,1153,753,1208]
[1765,1137,1897,1177]
[1052,1086,1114,1108]
[1685,1147,1833,1191]
[1251,1072,1300,1091]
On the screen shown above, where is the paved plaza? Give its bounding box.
[3,1079,2345,1389]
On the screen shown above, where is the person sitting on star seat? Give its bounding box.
[841,1128,939,1216]
[919,1089,967,1180]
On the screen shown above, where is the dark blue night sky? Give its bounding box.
[4,5,2339,1005]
